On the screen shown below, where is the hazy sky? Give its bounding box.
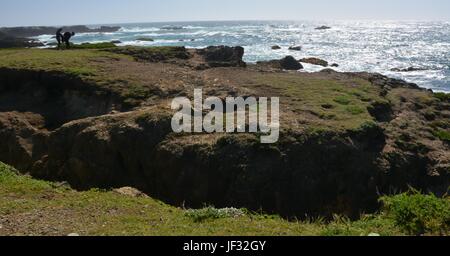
[1,0,449,27]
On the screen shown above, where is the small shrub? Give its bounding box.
[0,162,18,180]
[321,214,400,236]
[73,42,117,49]
[380,191,450,235]
[434,92,450,102]
[334,96,351,105]
[56,42,117,50]
[346,105,365,115]
[433,130,450,143]
[106,46,190,62]
[185,207,245,223]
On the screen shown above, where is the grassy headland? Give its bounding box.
[0,46,448,234]
[1,162,448,236]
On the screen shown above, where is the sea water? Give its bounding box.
[34,20,450,92]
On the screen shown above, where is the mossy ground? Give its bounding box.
[248,72,384,131]
[1,162,448,236]
[0,48,125,78]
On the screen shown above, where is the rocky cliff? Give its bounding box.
[0,46,448,218]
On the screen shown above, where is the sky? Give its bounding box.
[1,0,449,27]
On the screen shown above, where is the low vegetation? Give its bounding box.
[434,92,450,102]
[0,48,125,78]
[1,162,448,236]
[249,72,384,130]
[71,42,118,49]
[380,191,450,235]
[433,130,450,143]
[106,46,190,62]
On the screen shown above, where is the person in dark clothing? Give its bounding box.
[56,28,63,48]
[62,32,75,48]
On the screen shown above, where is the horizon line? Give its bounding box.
[1,18,449,28]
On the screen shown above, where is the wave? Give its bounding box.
[183,25,206,29]
[26,21,450,92]
[119,27,160,33]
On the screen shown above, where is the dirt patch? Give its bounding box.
[0,68,123,131]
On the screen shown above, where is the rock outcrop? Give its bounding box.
[300,57,329,67]
[161,26,184,30]
[0,32,43,48]
[196,46,246,68]
[136,37,154,42]
[258,56,304,70]
[288,46,302,51]
[280,56,304,70]
[0,25,120,38]
[107,46,191,63]
[391,67,427,72]
[316,26,331,30]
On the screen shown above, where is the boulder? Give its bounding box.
[196,46,246,67]
[288,46,302,51]
[272,45,281,50]
[136,37,154,42]
[257,56,304,70]
[331,63,339,67]
[315,26,331,30]
[280,56,304,70]
[114,187,149,198]
[110,40,122,44]
[300,57,329,67]
[161,26,184,30]
[390,67,427,72]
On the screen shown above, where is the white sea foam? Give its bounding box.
[119,27,160,33]
[31,21,450,92]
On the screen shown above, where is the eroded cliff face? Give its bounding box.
[0,56,448,218]
[0,68,127,170]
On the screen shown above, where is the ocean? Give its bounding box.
[34,20,450,92]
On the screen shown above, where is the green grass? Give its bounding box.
[71,42,117,49]
[380,190,450,235]
[2,161,448,236]
[0,48,125,78]
[106,46,190,62]
[0,48,168,107]
[51,42,118,50]
[185,207,246,223]
[334,96,352,105]
[346,105,366,115]
[250,73,383,131]
[434,92,450,102]
[433,129,450,143]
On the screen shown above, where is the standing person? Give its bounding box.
[56,28,63,48]
[62,32,75,49]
